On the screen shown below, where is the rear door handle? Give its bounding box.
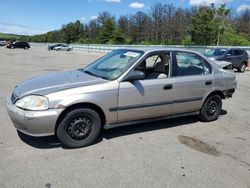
[205,80,212,85]
[163,84,173,90]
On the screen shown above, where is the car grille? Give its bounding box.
[11,93,18,103]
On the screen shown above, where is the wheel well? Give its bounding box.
[207,91,225,100]
[55,103,106,134]
[242,61,247,66]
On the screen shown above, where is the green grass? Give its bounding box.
[0,33,26,40]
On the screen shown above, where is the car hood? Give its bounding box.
[208,55,224,60]
[213,60,232,68]
[13,69,107,99]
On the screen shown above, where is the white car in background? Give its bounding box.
[53,44,73,51]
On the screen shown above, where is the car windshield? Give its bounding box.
[83,49,144,80]
[205,48,227,56]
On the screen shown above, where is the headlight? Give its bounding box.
[15,95,48,111]
[208,57,215,61]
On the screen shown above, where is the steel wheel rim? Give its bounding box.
[67,116,92,140]
[241,64,246,72]
[206,99,218,116]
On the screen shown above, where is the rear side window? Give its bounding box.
[227,49,233,55]
[234,49,244,56]
[172,52,211,77]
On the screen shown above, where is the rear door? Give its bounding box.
[171,51,213,114]
[224,49,238,67]
[233,49,245,68]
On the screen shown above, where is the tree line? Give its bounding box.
[21,3,250,46]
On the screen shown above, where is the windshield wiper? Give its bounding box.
[84,70,96,77]
[84,69,109,80]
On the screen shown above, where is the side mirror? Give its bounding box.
[226,53,231,57]
[124,70,145,81]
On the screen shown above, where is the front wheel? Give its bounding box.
[199,95,222,122]
[57,108,102,148]
[238,63,246,73]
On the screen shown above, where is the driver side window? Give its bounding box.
[135,53,170,79]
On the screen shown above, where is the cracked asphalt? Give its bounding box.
[0,46,249,188]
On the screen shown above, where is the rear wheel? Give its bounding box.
[57,108,102,148]
[238,63,246,73]
[199,95,222,122]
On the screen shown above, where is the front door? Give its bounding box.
[117,52,176,122]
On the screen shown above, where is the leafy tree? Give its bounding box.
[214,4,230,45]
[190,6,218,45]
[98,18,115,43]
[111,28,126,44]
[220,31,250,45]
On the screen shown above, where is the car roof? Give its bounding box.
[208,47,246,51]
[118,47,203,54]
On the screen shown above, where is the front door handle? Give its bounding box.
[205,80,212,85]
[163,84,173,90]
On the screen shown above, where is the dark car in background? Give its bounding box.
[205,48,249,72]
[6,41,30,50]
[48,44,62,51]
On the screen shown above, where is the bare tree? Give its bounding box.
[129,11,151,43]
[118,15,130,35]
[150,3,166,43]
[97,11,115,25]
[87,19,99,43]
[234,9,250,40]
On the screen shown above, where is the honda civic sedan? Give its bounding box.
[6,48,237,148]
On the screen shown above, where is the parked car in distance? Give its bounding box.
[48,44,63,51]
[53,44,72,51]
[6,41,30,49]
[0,40,6,46]
[6,48,237,148]
[204,48,249,72]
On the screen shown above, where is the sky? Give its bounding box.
[0,0,249,35]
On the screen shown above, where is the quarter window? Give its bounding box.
[172,52,211,76]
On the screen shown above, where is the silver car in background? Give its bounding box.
[53,44,73,51]
[6,48,237,148]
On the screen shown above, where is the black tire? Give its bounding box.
[238,63,246,73]
[199,95,222,122]
[57,108,102,148]
[24,46,28,50]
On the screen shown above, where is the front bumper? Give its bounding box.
[6,95,64,137]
